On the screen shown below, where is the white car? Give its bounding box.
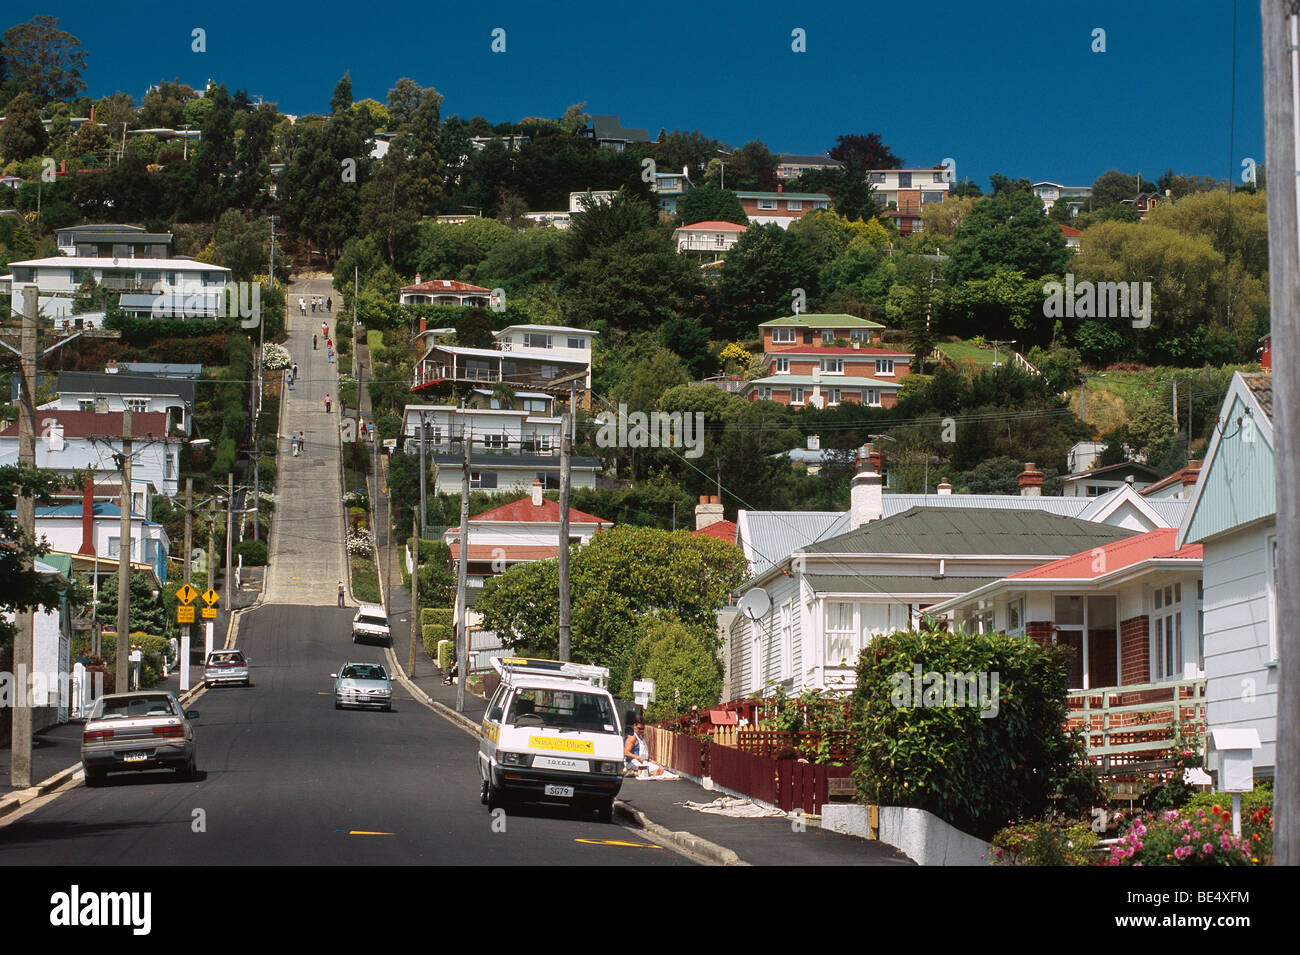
[352,604,390,645]
[204,649,250,687]
[332,662,393,711]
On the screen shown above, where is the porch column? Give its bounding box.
[1119,614,1151,686]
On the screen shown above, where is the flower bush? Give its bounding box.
[1106,808,1262,866]
[343,490,369,509]
[988,814,1098,865]
[261,342,291,370]
[346,529,374,557]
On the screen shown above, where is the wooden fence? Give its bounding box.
[1066,678,1206,773]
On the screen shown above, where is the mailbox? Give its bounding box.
[1208,728,1260,793]
[633,679,655,707]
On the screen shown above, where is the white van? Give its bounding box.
[479,657,625,822]
[352,604,391,644]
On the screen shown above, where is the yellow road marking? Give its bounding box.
[575,838,662,849]
[349,830,395,836]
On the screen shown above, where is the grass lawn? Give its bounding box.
[350,554,382,604]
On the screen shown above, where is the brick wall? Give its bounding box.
[1026,621,1053,647]
[1120,614,1150,686]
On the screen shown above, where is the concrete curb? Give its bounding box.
[612,801,748,866]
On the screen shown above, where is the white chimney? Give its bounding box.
[937,478,952,495]
[531,478,543,507]
[850,465,883,530]
[695,494,724,530]
[1018,462,1044,497]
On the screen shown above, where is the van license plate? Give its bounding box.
[544,784,574,798]
[124,752,148,763]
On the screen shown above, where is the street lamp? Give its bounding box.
[715,148,732,190]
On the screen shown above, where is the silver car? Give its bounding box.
[204,649,251,687]
[332,662,393,711]
[81,691,199,786]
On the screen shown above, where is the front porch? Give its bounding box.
[1066,677,1206,773]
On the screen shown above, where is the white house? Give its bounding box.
[1177,372,1277,777]
[569,190,618,213]
[5,502,171,584]
[0,409,182,498]
[673,220,747,257]
[398,278,492,307]
[1060,461,1162,498]
[1,256,231,316]
[1033,181,1093,216]
[41,369,195,435]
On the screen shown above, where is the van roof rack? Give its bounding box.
[490,656,610,687]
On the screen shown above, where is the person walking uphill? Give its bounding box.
[337,580,346,608]
[324,394,332,413]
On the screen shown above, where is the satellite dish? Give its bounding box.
[738,587,771,622]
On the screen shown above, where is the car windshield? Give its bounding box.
[506,688,616,732]
[357,616,387,627]
[94,695,176,720]
[342,665,387,681]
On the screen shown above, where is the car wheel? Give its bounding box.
[334,701,342,710]
[486,784,506,813]
[179,757,197,781]
[596,798,615,824]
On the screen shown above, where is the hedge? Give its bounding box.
[421,608,454,629]
[237,539,268,565]
[437,640,454,669]
[422,623,452,659]
[851,627,1100,841]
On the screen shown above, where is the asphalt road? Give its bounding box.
[0,606,687,866]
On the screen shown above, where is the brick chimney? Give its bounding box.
[695,494,724,530]
[1180,460,1202,489]
[850,447,883,530]
[1018,462,1044,497]
[531,477,543,507]
[776,182,783,194]
[78,475,96,555]
[937,478,952,495]
[419,316,427,336]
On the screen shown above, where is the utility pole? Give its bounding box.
[419,410,428,540]
[1172,379,1178,431]
[116,409,132,692]
[1263,0,1300,865]
[557,383,574,662]
[10,287,38,787]
[224,472,234,613]
[181,478,193,692]
[410,510,419,678]
[206,494,217,658]
[352,266,359,380]
[454,423,471,712]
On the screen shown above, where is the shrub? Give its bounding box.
[367,329,386,361]
[422,623,452,658]
[237,539,268,565]
[421,607,454,629]
[621,616,721,722]
[851,626,1101,841]
[261,342,291,370]
[438,640,455,669]
[1105,809,1263,866]
[988,814,1099,865]
[346,529,374,556]
[348,506,368,530]
[343,489,369,509]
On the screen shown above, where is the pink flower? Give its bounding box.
[1202,843,1213,854]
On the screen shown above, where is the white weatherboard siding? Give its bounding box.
[1200,523,1278,772]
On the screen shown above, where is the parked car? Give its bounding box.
[352,604,391,645]
[81,691,199,786]
[204,649,251,687]
[332,662,393,711]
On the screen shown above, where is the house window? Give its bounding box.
[813,201,828,210]
[827,388,842,405]
[1085,485,1109,497]
[897,173,912,188]
[849,329,872,342]
[534,472,560,489]
[865,389,882,406]
[540,364,560,379]
[757,199,777,210]
[921,191,945,203]
[126,398,149,413]
[166,453,177,480]
[790,387,805,405]
[1153,583,1184,680]
[523,333,552,349]
[482,433,508,450]
[522,398,549,414]
[875,359,895,376]
[107,537,136,559]
[1006,597,1024,635]
[1197,579,1205,672]
[821,330,835,343]
[758,387,773,401]
[773,358,790,373]
[779,602,793,680]
[470,470,498,489]
[78,399,94,412]
[785,200,802,211]
[821,358,843,374]
[869,173,886,184]
[932,173,946,183]
[565,337,587,350]
[826,602,855,666]
[772,328,796,344]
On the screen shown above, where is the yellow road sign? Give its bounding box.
[177,584,199,605]
[201,607,217,619]
[177,606,196,624]
[201,588,220,606]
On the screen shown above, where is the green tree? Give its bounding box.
[622,616,723,721]
[886,254,946,368]
[828,132,903,169]
[330,72,354,114]
[0,464,64,652]
[199,209,269,282]
[2,17,87,104]
[946,180,1071,286]
[676,184,747,226]
[1089,169,1158,209]
[720,222,821,322]
[94,570,168,636]
[626,347,689,411]
[0,91,47,161]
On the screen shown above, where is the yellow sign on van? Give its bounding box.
[529,736,594,754]
[482,723,499,743]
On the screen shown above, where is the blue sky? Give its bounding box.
[10,0,1262,189]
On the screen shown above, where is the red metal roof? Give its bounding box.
[468,496,611,526]
[1008,528,1201,580]
[691,520,737,542]
[400,279,491,294]
[0,410,169,439]
[447,542,561,562]
[1060,224,1083,237]
[676,220,748,232]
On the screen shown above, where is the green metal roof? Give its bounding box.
[735,191,831,201]
[759,313,886,328]
[804,506,1137,556]
[804,573,996,595]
